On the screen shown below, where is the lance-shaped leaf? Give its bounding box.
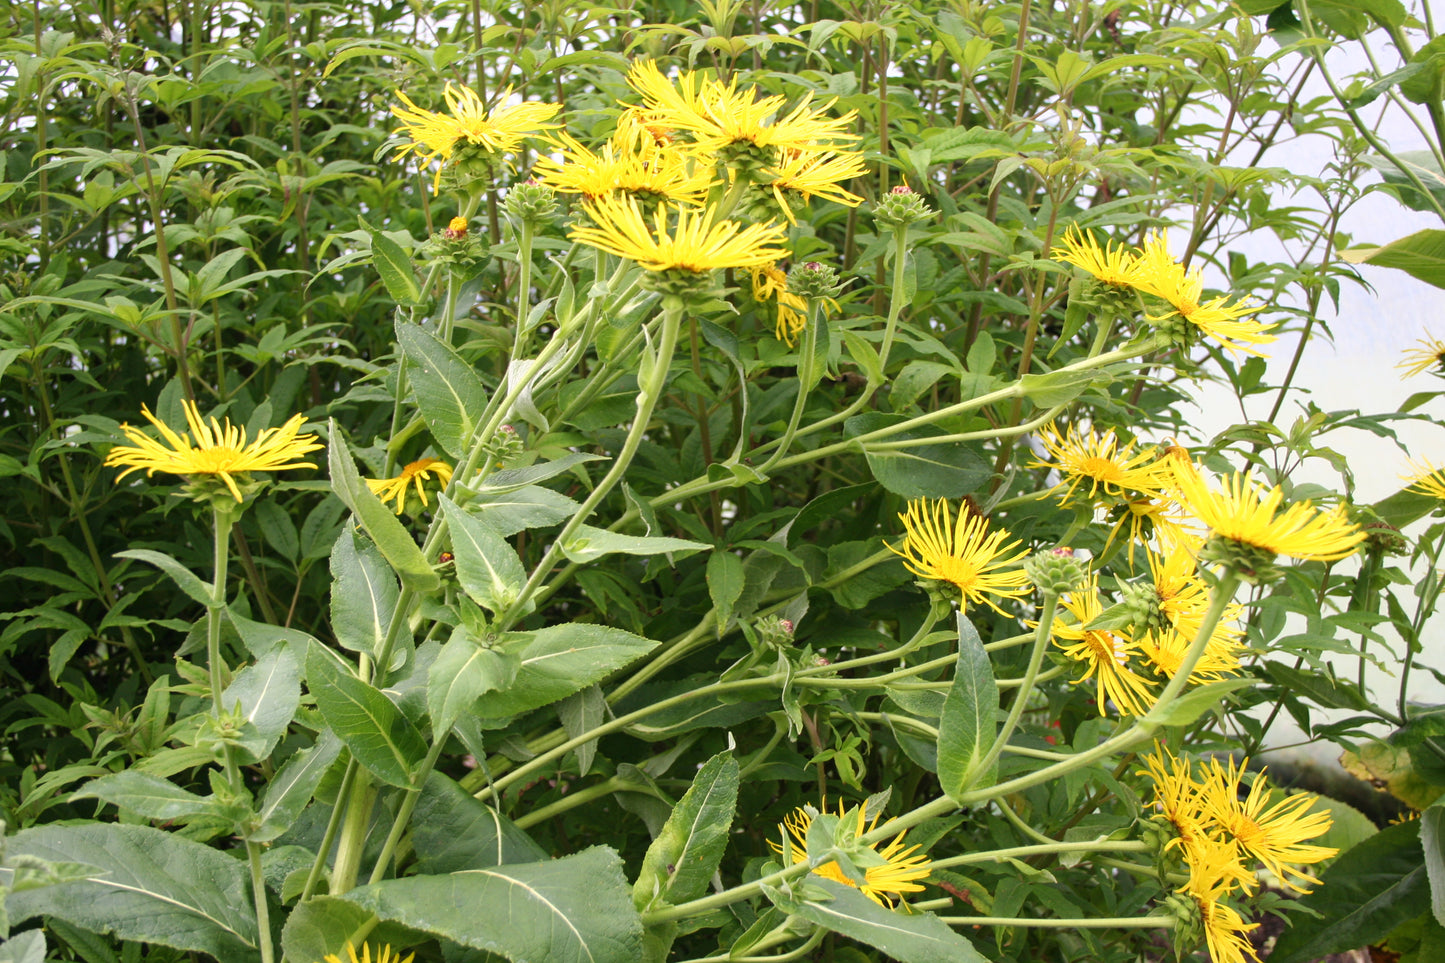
[469,485,580,536]
[220,641,301,762]
[370,230,421,304]
[0,823,259,963]
[474,453,606,494]
[341,847,643,963]
[706,551,745,637]
[473,623,658,720]
[427,626,520,735]
[561,525,709,564]
[633,752,738,911]
[330,526,401,658]
[396,322,487,459]
[1421,798,1445,927]
[412,773,548,874]
[558,685,605,777]
[306,644,426,788]
[73,772,216,823]
[767,878,985,963]
[937,612,998,801]
[114,549,212,608]
[328,424,440,593]
[253,731,343,843]
[441,494,525,615]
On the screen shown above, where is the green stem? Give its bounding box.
[939,915,1173,930]
[759,298,821,472]
[878,226,909,371]
[246,841,276,963]
[299,758,357,901]
[971,593,1057,781]
[330,772,377,894]
[929,839,1148,871]
[367,738,447,884]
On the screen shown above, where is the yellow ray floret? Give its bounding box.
[764,148,867,224]
[1135,233,1277,356]
[1397,331,1445,378]
[889,498,1031,614]
[321,943,415,963]
[771,802,930,908]
[367,458,454,514]
[391,84,561,190]
[1176,469,1364,562]
[104,401,321,502]
[1404,459,1445,502]
[1052,577,1157,716]
[569,195,787,272]
[1199,756,1336,893]
[1184,837,1263,963]
[1032,423,1169,505]
[1051,226,1151,288]
[534,130,712,206]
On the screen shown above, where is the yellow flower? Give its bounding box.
[1397,331,1445,378]
[889,498,1031,614]
[1051,226,1151,288]
[534,131,712,206]
[367,458,454,514]
[1135,233,1277,356]
[1200,756,1336,893]
[1404,459,1445,501]
[568,195,787,273]
[1032,423,1168,506]
[1051,577,1157,716]
[1102,494,1192,567]
[771,802,930,908]
[1176,469,1365,563]
[321,943,415,963]
[391,84,562,191]
[751,262,828,344]
[1140,745,1212,858]
[1138,624,1242,684]
[763,148,867,224]
[104,401,321,502]
[1149,541,1242,641]
[1184,838,1263,963]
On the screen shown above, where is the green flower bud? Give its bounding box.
[787,261,844,301]
[505,179,558,228]
[873,185,933,228]
[1022,547,1089,594]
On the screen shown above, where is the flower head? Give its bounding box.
[771,801,930,907]
[569,195,787,273]
[1032,424,1169,506]
[104,401,321,502]
[1052,226,1151,288]
[763,148,867,224]
[1177,470,1365,569]
[889,499,1031,613]
[1052,577,1157,716]
[1135,234,1277,356]
[1199,756,1336,893]
[367,458,454,514]
[1398,331,1445,378]
[1404,459,1445,502]
[534,130,712,206]
[391,84,561,191]
[1184,838,1263,963]
[321,943,415,963]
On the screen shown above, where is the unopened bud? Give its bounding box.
[1022,547,1089,594]
[787,261,844,301]
[505,179,557,227]
[874,185,933,228]
[444,216,469,240]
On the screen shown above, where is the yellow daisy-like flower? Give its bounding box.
[104,401,321,502]
[1140,745,1212,858]
[771,802,930,908]
[1150,542,1242,640]
[1135,233,1277,356]
[1397,331,1445,378]
[750,261,833,345]
[1139,624,1242,684]
[763,148,867,224]
[534,131,712,206]
[1404,459,1445,502]
[1184,837,1263,963]
[367,458,454,514]
[1032,423,1168,506]
[321,943,415,963]
[1102,494,1192,568]
[1176,469,1365,563]
[1052,577,1157,716]
[1051,225,1151,288]
[889,498,1031,614]
[391,84,562,191]
[569,195,787,273]
[1200,756,1336,893]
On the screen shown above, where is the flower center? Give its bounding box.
[934,556,981,591]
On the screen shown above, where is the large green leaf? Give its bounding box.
[1339,230,1445,290]
[473,623,658,720]
[560,525,709,564]
[397,322,488,459]
[411,773,547,874]
[1422,798,1445,926]
[72,772,216,822]
[768,879,985,963]
[844,413,990,499]
[706,551,745,636]
[2,823,259,963]
[114,549,212,608]
[633,752,738,911]
[253,731,344,843]
[370,230,421,305]
[468,485,579,536]
[341,848,644,963]
[328,426,440,594]
[442,494,525,615]
[331,526,401,659]
[221,641,301,761]
[280,896,377,963]
[427,627,519,735]
[306,644,426,788]
[936,613,997,801]
[1269,820,1430,963]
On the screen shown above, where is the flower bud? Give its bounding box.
[873,184,933,228]
[1022,546,1089,594]
[505,179,558,227]
[787,261,844,301]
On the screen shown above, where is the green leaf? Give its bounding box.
[441,494,526,615]
[844,413,990,499]
[468,485,579,536]
[706,551,745,636]
[305,644,426,788]
[473,623,658,720]
[634,752,738,912]
[561,525,709,563]
[1339,230,1445,289]
[221,641,301,761]
[341,848,644,963]
[1422,798,1445,927]
[1017,368,1110,407]
[114,549,212,608]
[253,731,343,843]
[228,609,320,659]
[280,896,378,963]
[558,685,605,777]
[1145,678,1256,726]
[330,526,401,658]
[411,773,547,874]
[328,425,440,593]
[72,772,215,822]
[428,627,520,735]
[370,230,421,304]
[767,878,985,963]
[937,612,998,801]
[397,322,488,459]
[1265,662,1374,712]
[1269,820,1429,963]
[0,930,45,963]
[1,823,259,963]
[475,453,606,494]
